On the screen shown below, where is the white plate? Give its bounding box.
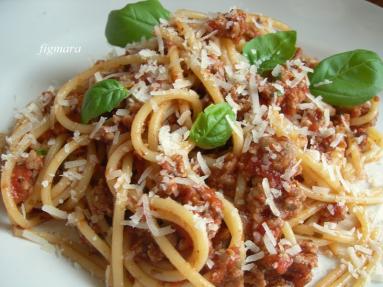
[0,0,382,286]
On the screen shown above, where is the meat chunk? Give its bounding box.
[11,165,33,204]
[208,153,238,198]
[207,9,258,42]
[206,247,243,287]
[283,241,318,287]
[318,203,347,224]
[239,136,296,188]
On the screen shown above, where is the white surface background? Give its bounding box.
[0,0,382,286]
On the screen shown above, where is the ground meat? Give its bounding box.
[229,87,252,121]
[300,108,325,132]
[283,241,318,287]
[207,9,258,42]
[257,218,284,245]
[208,153,238,198]
[10,150,44,204]
[260,253,293,275]
[280,84,308,117]
[114,100,143,129]
[318,203,347,224]
[239,136,296,189]
[88,178,113,217]
[156,156,223,238]
[244,265,267,287]
[205,247,243,287]
[160,182,223,239]
[130,229,166,263]
[341,100,371,118]
[277,183,306,219]
[246,240,317,287]
[239,136,305,221]
[11,164,33,204]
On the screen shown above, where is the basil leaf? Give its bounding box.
[309,49,383,107]
[81,79,129,123]
[190,103,235,149]
[105,0,171,47]
[35,148,48,156]
[243,31,297,74]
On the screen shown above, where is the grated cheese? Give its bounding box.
[112,130,120,145]
[225,115,242,138]
[330,133,344,148]
[64,159,87,169]
[90,116,106,139]
[94,72,103,82]
[206,258,215,269]
[177,110,192,126]
[196,152,211,176]
[67,212,78,226]
[335,165,351,193]
[225,94,240,115]
[271,64,282,77]
[200,48,210,69]
[154,26,164,55]
[107,169,123,180]
[262,178,281,217]
[41,180,49,188]
[244,240,260,253]
[62,170,83,181]
[138,49,157,58]
[173,78,192,89]
[313,79,333,87]
[116,109,130,116]
[73,130,81,142]
[245,251,265,263]
[42,205,68,219]
[262,222,277,246]
[286,244,302,256]
[121,220,148,229]
[272,83,285,95]
[158,126,189,157]
[281,159,301,181]
[138,166,153,184]
[297,103,315,110]
[242,263,255,271]
[263,235,277,255]
[212,155,226,169]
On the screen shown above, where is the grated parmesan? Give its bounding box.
[42,205,68,219]
[90,116,106,139]
[196,152,211,176]
[64,159,87,169]
[262,178,281,217]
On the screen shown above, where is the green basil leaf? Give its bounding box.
[309,49,383,107]
[190,103,235,149]
[81,79,129,123]
[243,31,297,74]
[35,148,48,156]
[105,0,171,47]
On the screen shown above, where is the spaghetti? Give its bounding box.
[1,7,383,287]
